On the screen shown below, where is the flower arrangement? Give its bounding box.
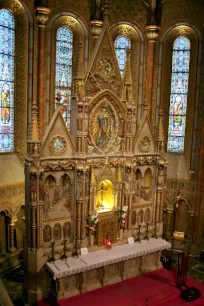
[118,205,128,229]
[85,212,99,235]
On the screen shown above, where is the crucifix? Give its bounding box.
[97,181,108,210]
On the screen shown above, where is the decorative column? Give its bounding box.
[90,167,97,213]
[76,170,83,239]
[155,163,165,224]
[36,6,50,139]
[145,0,160,120]
[9,217,17,253]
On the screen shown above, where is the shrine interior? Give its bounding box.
[0,0,204,305]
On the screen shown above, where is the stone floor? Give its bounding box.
[2,239,204,306]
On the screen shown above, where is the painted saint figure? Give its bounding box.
[96,107,109,147]
[1,86,10,125]
[173,95,183,132]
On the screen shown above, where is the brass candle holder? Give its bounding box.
[144,223,150,240]
[61,239,68,260]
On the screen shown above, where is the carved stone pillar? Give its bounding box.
[31,205,37,249]
[155,164,164,223]
[9,217,17,253]
[145,22,160,120]
[36,6,50,138]
[90,167,97,213]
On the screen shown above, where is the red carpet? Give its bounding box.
[38,268,204,306]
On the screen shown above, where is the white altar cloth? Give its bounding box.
[46,238,171,280]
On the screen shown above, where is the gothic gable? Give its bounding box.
[85,25,123,99]
[40,108,75,158]
[96,164,116,185]
[134,109,156,154]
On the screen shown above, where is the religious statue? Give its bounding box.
[126,109,132,134]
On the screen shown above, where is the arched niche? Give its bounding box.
[144,208,151,223]
[131,211,137,226]
[111,22,144,116]
[96,180,114,213]
[0,211,8,253]
[53,223,61,241]
[14,205,25,249]
[88,90,125,154]
[44,175,56,213]
[63,222,71,240]
[159,25,200,169]
[144,168,152,187]
[46,13,87,132]
[43,225,51,243]
[143,168,152,201]
[60,174,72,209]
[137,209,144,224]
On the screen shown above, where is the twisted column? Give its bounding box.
[9,217,17,253]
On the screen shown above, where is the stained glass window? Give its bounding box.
[114,35,131,75]
[0,9,15,152]
[55,27,73,129]
[167,36,191,152]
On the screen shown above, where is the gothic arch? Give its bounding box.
[157,22,202,170]
[88,89,125,114]
[111,21,145,121]
[46,11,89,127]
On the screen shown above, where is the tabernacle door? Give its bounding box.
[97,212,118,246]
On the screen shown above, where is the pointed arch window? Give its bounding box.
[55,26,73,129]
[167,36,191,152]
[114,35,131,75]
[0,9,15,152]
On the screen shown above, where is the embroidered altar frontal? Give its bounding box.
[47,238,170,300]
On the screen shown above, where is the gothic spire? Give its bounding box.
[29,101,40,143]
[123,49,133,104]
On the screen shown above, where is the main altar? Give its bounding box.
[24,15,167,303]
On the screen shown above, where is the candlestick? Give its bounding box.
[61,240,68,260]
[135,224,141,242]
[144,223,150,240]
